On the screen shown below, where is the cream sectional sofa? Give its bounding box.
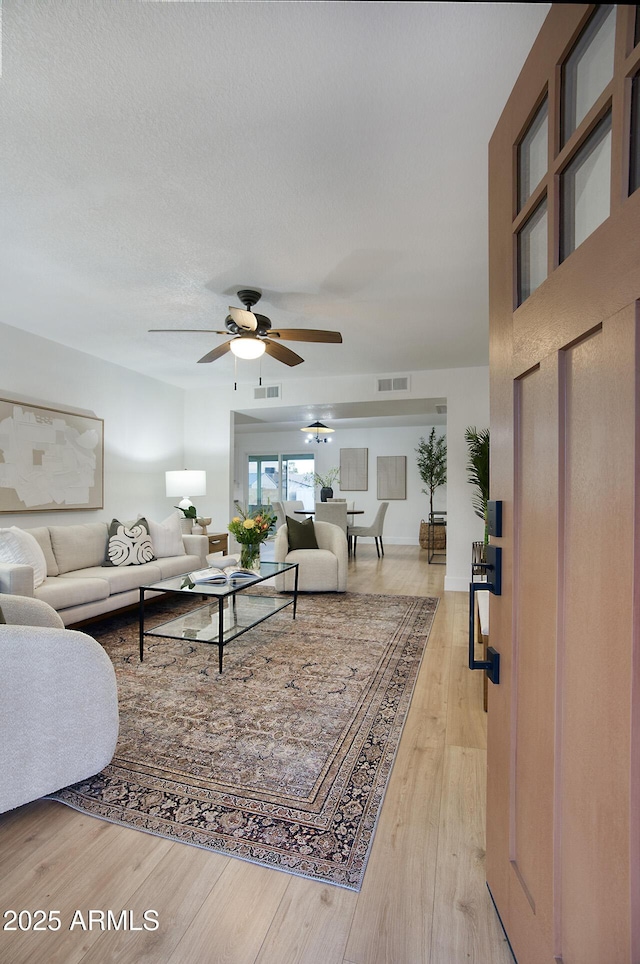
[0,521,209,626]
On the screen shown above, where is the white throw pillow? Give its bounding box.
[148,512,186,558]
[0,527,47,587]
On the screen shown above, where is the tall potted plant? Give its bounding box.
[416,428,447,520]
[416,429,447,556]
[465,426,490,569]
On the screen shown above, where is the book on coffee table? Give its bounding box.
[181,558,259,588]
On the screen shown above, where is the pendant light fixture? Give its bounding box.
[301,421,334,444]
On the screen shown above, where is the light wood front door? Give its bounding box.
[487,6,640,962]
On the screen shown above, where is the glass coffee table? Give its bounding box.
[138,560,299,673]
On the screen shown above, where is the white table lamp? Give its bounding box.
[165,470,206,511]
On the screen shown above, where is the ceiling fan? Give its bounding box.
[150,289,343,367]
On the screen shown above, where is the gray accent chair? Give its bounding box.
[274,520,348,592]
[349,502,390,558]
[0,594,119,813]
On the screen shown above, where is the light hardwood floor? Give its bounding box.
[0,545,513,964]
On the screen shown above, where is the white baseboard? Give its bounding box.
[348,536,420,546]
[382,536,420,545]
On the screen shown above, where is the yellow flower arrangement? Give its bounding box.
[228,503,277,570]
[228,503,276,546]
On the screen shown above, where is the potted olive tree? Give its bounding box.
[415,428,447,557]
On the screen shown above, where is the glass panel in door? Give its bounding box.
[282,454,315,510]
[630,74,640,196]
[560,111,612,262]
[517,197,547,305]
[518,97,548,211]
[561,5,616,145]
[247,456,279,512]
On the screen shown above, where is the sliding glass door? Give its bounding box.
[247,453,315,511]
[281,454,315,509]
[247,456,279,511]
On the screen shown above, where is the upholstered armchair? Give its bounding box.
[273,520,348,592]
[0,595,119,813]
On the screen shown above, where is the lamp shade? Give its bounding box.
[165,470,207,499]
[230,338,266,360]
[301,421,334,443]
[300,421,334,435]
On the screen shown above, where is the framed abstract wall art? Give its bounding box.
[339,447,368,491]
[377,455,406,500]
[0,398,104,512]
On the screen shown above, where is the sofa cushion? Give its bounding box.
[49,523,108,574]
[0,528,47,588]
[154,553,202,579]
[26,527,60,577]
[103,518,155,568]
[64,562,163,594]
[35,576,110,610]
[286,515,319,550]
[148,512,185,559]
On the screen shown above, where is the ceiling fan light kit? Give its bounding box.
[150,288,343,371]
[230,337,266,359]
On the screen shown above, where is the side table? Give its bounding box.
[207,532,229,555]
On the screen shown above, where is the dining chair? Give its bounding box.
[349,502,389,558]
[314,501,348,537]
[272,501,287,529]
[282,500,305,518]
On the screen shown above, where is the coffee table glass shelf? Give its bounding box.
[139,560,299,673]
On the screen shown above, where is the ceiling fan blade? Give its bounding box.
[229,305,258,331]
[197,341,233,364]
[149,329,228,334]
[263,340,304,367]
[267,329,342,343]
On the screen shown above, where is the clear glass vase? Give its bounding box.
[240,543,261,571]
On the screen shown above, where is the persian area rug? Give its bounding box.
[51,591,438,890]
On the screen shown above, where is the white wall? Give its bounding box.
[0,323,187,527]
[184,364,489,590]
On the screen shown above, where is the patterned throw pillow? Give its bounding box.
[103,518,156,567]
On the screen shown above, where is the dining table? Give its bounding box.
[294,509,364,515]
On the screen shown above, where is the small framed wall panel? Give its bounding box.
[340,447,368,491]
[377,455,406,500]
[0,397,104,512]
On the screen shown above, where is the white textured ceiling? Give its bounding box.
[0,1,550,391]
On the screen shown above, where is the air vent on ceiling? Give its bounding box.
[253,384,281,401]
[376,375,410,393]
